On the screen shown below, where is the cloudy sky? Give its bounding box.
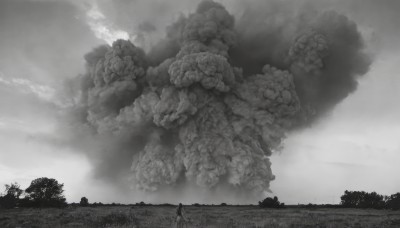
[0,0,399,204]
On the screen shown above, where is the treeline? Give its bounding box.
[2,178,400,210]
[0,177,66,209]
[73,200,176,207]
[340,190,400,210]
[258,191,400,210]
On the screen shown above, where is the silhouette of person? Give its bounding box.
[176,203,187,228]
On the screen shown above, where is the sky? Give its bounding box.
[0,0,399,204]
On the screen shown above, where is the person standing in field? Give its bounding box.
[176,203,187,228]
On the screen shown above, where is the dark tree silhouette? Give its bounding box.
[259,196,284,208]
[340,190,386,209]
[386,193,400,210]
[360,191,385,209]
[0,183,23,209]
[80,197,89,206]
[341,190,363,207]
[24,177,67,207]
[5,183,23,199]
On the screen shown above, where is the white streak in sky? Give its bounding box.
[85,2,130,45]
[0,72,55,102]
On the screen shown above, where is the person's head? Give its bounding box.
[179,203,182,208]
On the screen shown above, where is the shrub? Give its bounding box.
[0,183,23,209]
[259,196,284,208]
[80,197,89,207]
[0,194,17,209]
[137,201,146,206]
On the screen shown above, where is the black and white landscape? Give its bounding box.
[1,0,400,227]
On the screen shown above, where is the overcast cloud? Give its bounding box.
[0,0,399,204]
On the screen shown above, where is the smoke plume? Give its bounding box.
[67,0,370,200]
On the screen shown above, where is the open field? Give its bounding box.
[1,205,400,228]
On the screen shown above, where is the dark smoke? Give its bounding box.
[67,0,370,199]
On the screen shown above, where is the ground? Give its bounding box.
[0,205,400,227]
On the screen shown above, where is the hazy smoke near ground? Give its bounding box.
[66,0,370,200]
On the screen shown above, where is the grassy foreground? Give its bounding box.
[1,205,400,228]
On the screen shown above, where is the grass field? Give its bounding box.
[1,205,400,228]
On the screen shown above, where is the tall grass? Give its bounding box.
[1,206,399,227]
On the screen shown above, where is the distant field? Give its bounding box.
[1,205,400,227]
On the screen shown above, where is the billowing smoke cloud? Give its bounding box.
[66,0,370,199]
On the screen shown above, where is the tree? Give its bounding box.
[24,177,67,207]
[360,191,385,209]
[340,190,386,209]
[259,196,284,208]
[80,197,89,207]
[5,183,23,199]
[386,193,400,210]
[0,183,23,209]
[341,190,364,207]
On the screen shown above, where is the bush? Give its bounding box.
[92,202,104,207]
[137,201,146,206]
[259,196,285,208]
[305,203,317,209]
[80,197,89,207]
[0,183,23,209]
[0,194,17,209]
